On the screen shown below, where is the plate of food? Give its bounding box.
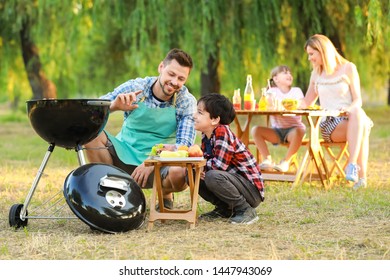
[148,143,204,161]
[156,156,205,162]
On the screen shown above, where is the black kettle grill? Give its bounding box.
[9,99,146,233]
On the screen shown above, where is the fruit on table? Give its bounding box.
[150,143,202,158]
[188,144,203,157]
[150,143,175,155]
[150,143,164,156]
[176,150,189,157]
[282,98,298,110]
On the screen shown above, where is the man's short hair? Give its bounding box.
[163,48,193,70]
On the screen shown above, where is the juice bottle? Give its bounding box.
[244,93,253,110]
[258,88,268,111]
[244,75,254,110]
[232,89,241,110]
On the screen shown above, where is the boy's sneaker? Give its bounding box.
[273,160,290,172]
[345,163,360,183]
[199,207,233,220]
[259,159,274,170]
[353,178,367,191]
[230,207,259,225]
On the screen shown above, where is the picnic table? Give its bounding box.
[234,109,347,188]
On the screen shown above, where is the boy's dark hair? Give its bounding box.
[198,93,236,125]
[163,48,193,70]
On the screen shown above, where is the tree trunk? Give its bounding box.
[20,18,57,100]
[200,52,220,97]
[329,34,344,57]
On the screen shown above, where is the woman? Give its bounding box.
[300,34,373,190]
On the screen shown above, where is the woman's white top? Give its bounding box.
[314,63,353,111]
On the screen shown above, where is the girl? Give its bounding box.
[194,93,264,224]
[251,65,306,172]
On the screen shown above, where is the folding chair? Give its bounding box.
[321,141,349,178]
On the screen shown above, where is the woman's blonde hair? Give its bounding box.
[304,34,348,75]
[269,65,291,88]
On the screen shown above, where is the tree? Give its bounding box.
[1,0,389,108]
[20,15,57,100]
[0,0,58,103]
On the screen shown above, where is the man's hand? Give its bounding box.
[110,90,142,112]
[131,162,154,188]
[200,171,205,180]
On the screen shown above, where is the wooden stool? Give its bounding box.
[321,141,349,178]
[144,158,206,229]
[289,140,349,184]
[284,139,310,171]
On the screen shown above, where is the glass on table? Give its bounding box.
[265,90,276,110]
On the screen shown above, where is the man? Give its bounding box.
[85,49,196,209]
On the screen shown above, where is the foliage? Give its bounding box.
[0,105,389,260]
[0,0,389,107]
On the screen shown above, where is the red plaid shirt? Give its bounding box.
[201,125,264,200]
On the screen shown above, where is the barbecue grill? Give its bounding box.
[9,99,146,233]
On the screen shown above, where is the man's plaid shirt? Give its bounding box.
[100,76,197,147]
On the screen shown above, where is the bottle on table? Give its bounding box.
[258,88,268,111]
[232,89,241,110]
[243,74,255,110]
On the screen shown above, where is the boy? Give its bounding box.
[194,93,264,224]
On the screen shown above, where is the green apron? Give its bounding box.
[106,102,176,165]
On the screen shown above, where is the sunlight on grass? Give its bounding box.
[0,104,389,260]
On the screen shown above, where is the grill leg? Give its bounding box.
[20,144,55,220]
[76,144,87,166]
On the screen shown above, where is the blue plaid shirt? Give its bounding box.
[100,76,197,147]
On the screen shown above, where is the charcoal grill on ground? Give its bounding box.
[9,99,146,233]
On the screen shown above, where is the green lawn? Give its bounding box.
[0,104,389,260]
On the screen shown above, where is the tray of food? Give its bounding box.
[148,143,204,161]
[155,157,205,162]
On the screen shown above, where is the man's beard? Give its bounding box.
[158,76,179,98]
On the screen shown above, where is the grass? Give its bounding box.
[0,104,389,260]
